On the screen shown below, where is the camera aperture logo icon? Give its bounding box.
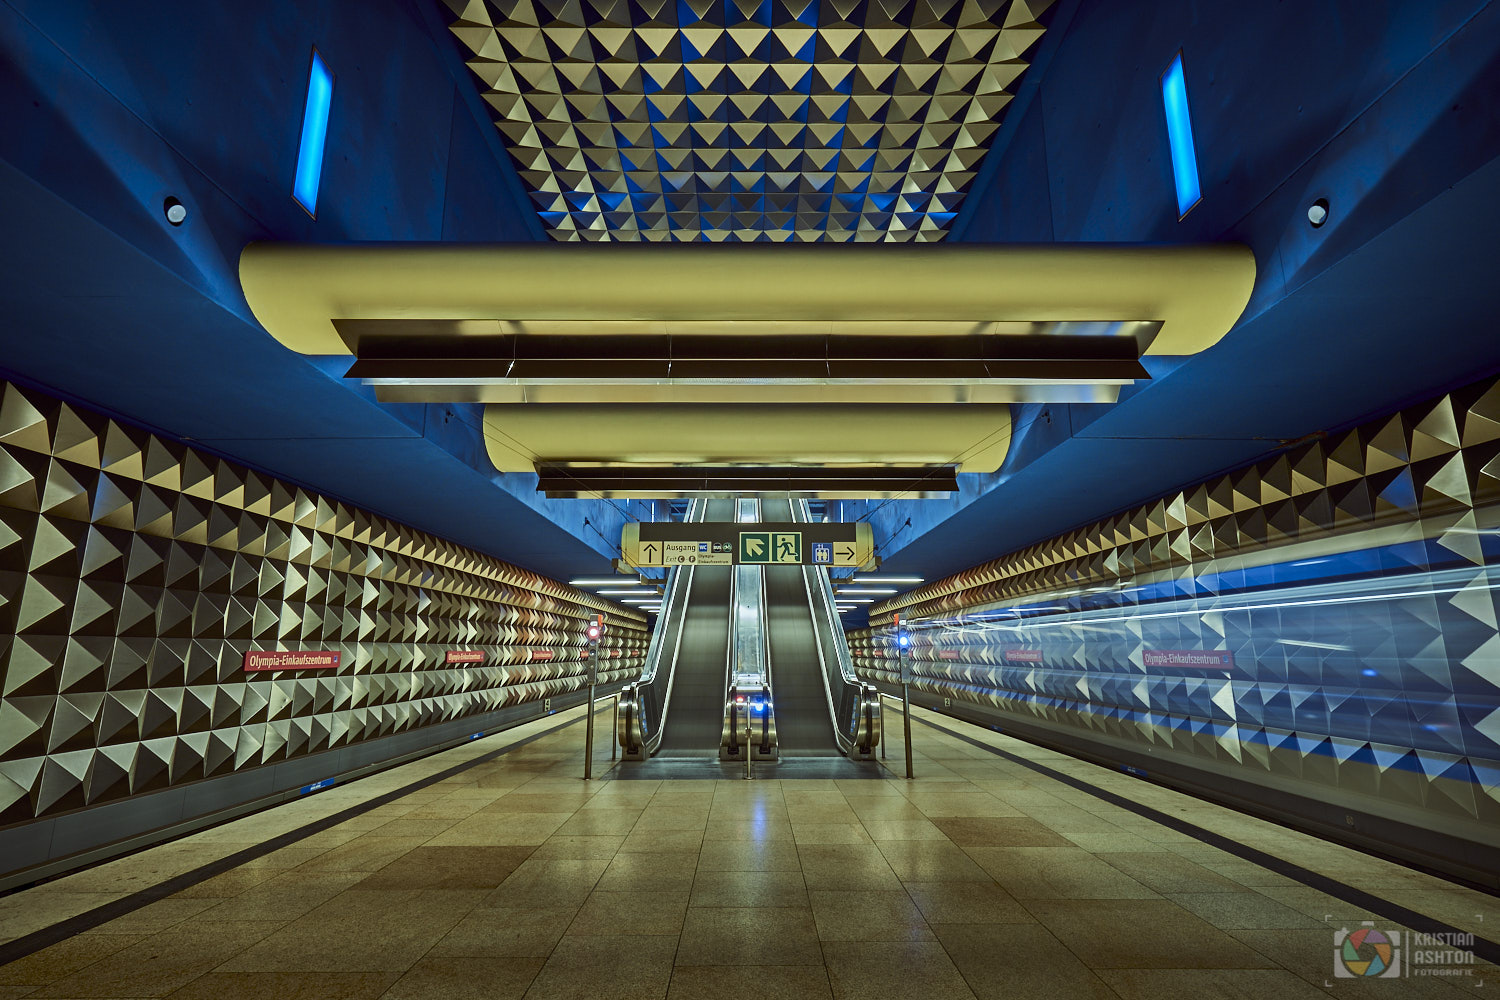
[1335,925,1400,978]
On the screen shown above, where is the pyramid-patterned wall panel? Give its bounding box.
[849,375,1500,831]
[0,378,647,826]
[444,0,1054,241]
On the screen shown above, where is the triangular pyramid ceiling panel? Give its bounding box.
[444,0,1054,241]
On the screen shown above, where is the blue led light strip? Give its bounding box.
[1160,52,1201,219]
[293,49,334,217]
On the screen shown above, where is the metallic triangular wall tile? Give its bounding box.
[848,376,1500,826]
[0,378,647,825]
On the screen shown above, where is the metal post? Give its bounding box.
[584,682,596,779]
[610,693,619,761]
[745,722,753,780]
[902,682,914,780]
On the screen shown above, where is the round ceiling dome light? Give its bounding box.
[163,197,187,226]
[1308,198,1329,228]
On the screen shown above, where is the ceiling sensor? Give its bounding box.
[1308,198,1329,228]
[163,197,187,226]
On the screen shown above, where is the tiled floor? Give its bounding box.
[0,699,1495,998]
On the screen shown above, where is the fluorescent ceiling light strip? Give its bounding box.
[598,588,656,596]
[1161,52,1202,218]
[362,376,1136,387]
[851,576,925,584]
[569,578,642,586]
[293,50,334,217]
[835,588,897,595]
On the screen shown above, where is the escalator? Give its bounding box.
[618,497,878,763]
[654,560,732,755]
[762,499,880,758]
[762,499,842,754]
[619,498,736,757]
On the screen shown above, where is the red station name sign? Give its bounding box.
[244,651,340,672]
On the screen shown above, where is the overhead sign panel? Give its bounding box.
[623,521,871,568]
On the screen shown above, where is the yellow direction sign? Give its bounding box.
[622,522,871,568]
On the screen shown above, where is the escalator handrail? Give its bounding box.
[723,497,759,715]
[642,498,706,755]
[797,502,861,685]
[790,499,855,754]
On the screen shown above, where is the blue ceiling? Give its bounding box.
[1,0,1498,594]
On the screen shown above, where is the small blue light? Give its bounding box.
[898,634,910,648]
[1160,53,1201,218]
[293,49,334,217]
[751,701,764,712]
[1360,668,1378,678]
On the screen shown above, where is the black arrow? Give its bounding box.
[837,545,855,560]
[644,542,659,561]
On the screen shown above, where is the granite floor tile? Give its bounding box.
[1166,891,1329,930]
[427,906,579,957]
[214,889,478,973]
[29,920,281,997]
[81,897,218,936]
[676,907,824,965]
[484,859,609,909]
[169,867,282,899]
[695,839,802,871]
[1099,968,1331,999]
[808,889,933,941]
[162,970,400,1000]
[428,812,569,847]
[194,870,368,922]
[0,932,150,987]
[594,851,699,893]
[622,827,709,852]
[568,889,690,935]
[1099,853,1247,895]
[631,807,711,832]
[690,868,808,908]
[797,844,902,891]
[902,881,1035,925]
[932,817,1072,848]
[524,933,678,1000]
[791,823,876,845]
[668,964,833,999]
[965,846,1158,900]
[527,835,625,860]
[1026,898,1280,970]
[934,920,1117,1000]
[352,845,536,889]
[702,819,795,842]
[859,819,949,841]
[552,810,641,838]
[0,894,127,942]
[821,940,977,1000]
[383,957,544,1000]
[876,841,992,882]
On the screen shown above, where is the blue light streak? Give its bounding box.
[293,50,334,217]
[1160,53,1201,218]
